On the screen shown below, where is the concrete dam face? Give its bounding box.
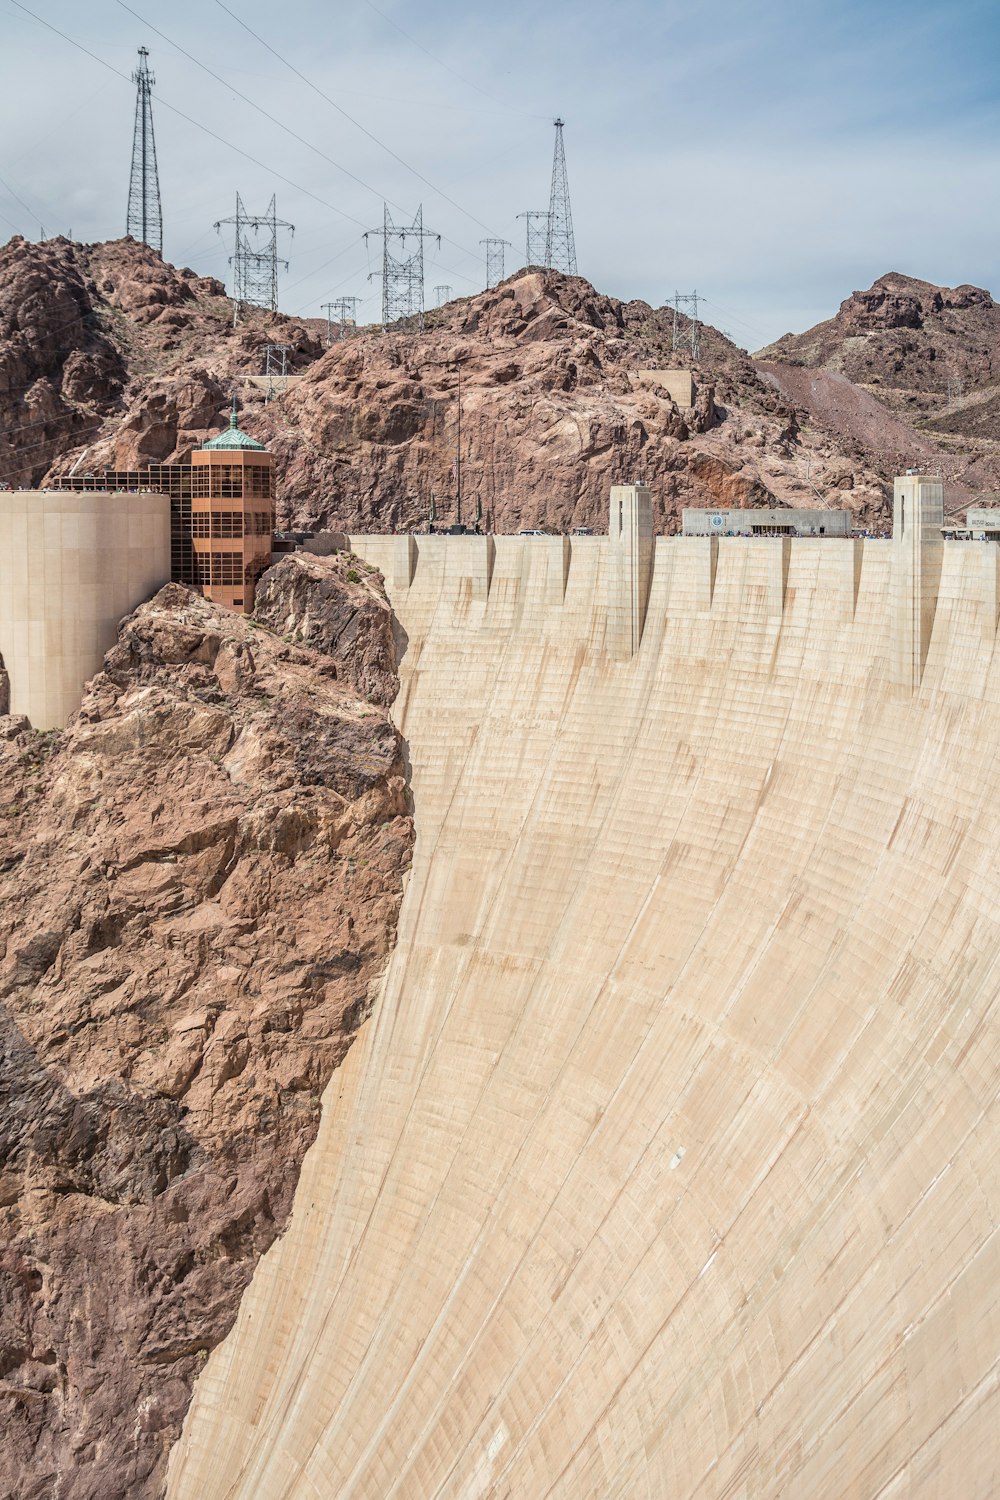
[168,506,1000,1497]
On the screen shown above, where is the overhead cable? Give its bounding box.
[9,2,369,232]
[212,0,505,238]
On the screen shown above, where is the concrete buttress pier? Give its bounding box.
[891,473,943,691]
[606,482,653,660]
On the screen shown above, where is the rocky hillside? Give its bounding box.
[3,236,888,527]
[757,273,1000,497]
[758,272,1000,393]
[0,554,412,1500]
[4,235,999,529]
[0,234,322,488]
[251,271,871,534]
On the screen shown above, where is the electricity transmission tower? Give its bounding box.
[365,205,440,329]
[671,291,701,360]
[263,342,290,401]
[264,344,289,376]
[126,47,162,253]
[517,210,550,267]
[480,238,511,289]
[434,285,453,307]
[544,119,577,274]
[321,296,362,344]
[214,195,294,322]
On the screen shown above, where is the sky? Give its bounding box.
[1,0,998,349]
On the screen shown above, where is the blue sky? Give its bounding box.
[1,0,998,347]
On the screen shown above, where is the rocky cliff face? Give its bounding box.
[0,235,322,488]
[4,238,888,527]
[758,272,1000,393]
[244,270,902,533]
[0,556,412,1499]
[756,274,1000,492]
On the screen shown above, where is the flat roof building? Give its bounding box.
[681,507,852,537]
[965,507,1000,539]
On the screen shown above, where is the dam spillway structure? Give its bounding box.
[168,484,1000,1498]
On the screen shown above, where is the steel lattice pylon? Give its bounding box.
[214,195,294,322]
[517,210,550,268]
[671,290,701,360]
[480,238,511,289]
[433,285,453,307]
[126,47,162,254]
[365,205,440,329]
[321,296,362,344]
[544,119,577,275]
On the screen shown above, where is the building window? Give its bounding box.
[195,551,243,587]
[192,512,245,538]
[214,551,242,586]
[247,467,272,499]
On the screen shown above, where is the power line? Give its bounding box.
[0,419,106,480]
[321,297,362,343]
[9,2,371,233]
[0,406,105,439]
[672,291,700,359]
[697,296,771,345]
[365,205,439,329]
[290,262,372,317]
[281,239,364,298]
[480,238,510,289]
[11,0,491,319]
[357,0,545,119]
[0,169,53,237]
[112,0,493,276]
[114,0,380,227]
[211,0,505,239]
[517,209,550,266]
[215,194,294,320]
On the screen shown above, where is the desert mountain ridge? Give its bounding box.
[1,235,998,532]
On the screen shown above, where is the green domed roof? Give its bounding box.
[202,408,266,452]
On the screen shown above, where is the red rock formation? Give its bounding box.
[247,271,844,535]
[756,273,1000,509]
[758,272,1000,393]
[0,235,322,488]
[6,236,998,531]
[0,556,412,1499]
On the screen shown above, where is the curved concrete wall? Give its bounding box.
[168,534,1000,1499]
[0,490,171,729]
